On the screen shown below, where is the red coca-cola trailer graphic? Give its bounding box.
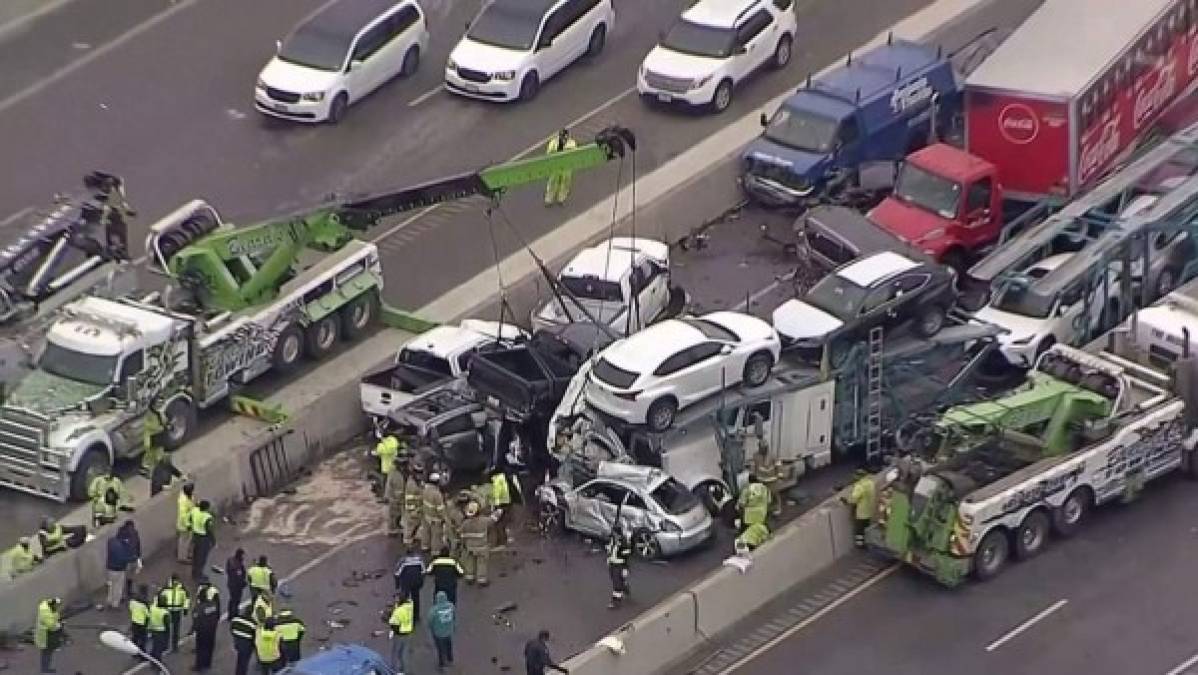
[965,0,1198,201]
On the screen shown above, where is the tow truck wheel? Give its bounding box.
[632,529,662,560]
[646,397,678,432]
[161,398,197,450]
[1052,488,1091,536]
[972,529,1010,581]
[339,291,378,341]
[271,325,305,373]
[304,315,340,360]
[1014,510,1050,559]
[70,445,111,502]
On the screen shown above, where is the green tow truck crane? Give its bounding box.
[0,126,636,501]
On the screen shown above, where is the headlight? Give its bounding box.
[692,74,713,89]
[256,78,267,90]
[494,70,517,81]
[446,59,457,72]
[301,91,325,102]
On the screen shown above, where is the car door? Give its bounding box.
[572,480,621,535]
[380,5,423,77]
[959,177,994,249]
[558,0,600,63]
[535,4,573,78]
[732,9,776,81]
[347,21,393,98]
[857,281,900,336]
[637,259,669,325]
[892,272,932,326]
[676,342,729,400]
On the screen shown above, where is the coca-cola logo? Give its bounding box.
[1080,114,1122,183]
[998,104,1039,144]
[1134,57,1178,129]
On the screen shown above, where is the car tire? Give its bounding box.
[519,72,540,101]
[632,529,663,560]
[271,324,305,373]
[710,79,734,114]
[328,92,349,124]
[586,24,607,58]
[972,529,1010,581]
[70,445,111,502]
[772,34,793,69]
[401,47,420,77]
[646,397,679,432]
[1013,510,1050,560]
[1051,488,1091,537]
[914,305,946,337]
[742,352,774,387]
[161,397,198,450]
[339,291,378,341]
[303,315,340,359]
[1156,267,1180,298]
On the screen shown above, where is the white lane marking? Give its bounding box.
[121,531,380,675]
[407,85,443,107]
[717,564,899,674]
[370,84,637,244]
[1165,653,1198,675]
[0,206,33,228]
[0,0,75,40]
[0,0,199,114]
[985,599,1069,652]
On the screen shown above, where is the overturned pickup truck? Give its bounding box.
[360,320,524,420]
[467,324,613,421]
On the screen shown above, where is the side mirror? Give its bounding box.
[759,112,769,128]
[734,45,748,55]
[720,344,734,355]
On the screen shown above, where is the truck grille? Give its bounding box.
[457,67,491,83]
[747,158,807,190]
[644,70,692,94]
[266,87,301,104]
[0,407,48,464]
[0,407,69,500]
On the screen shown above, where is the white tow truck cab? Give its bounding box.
[359,319,526,419]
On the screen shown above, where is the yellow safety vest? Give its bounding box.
[490,473,511,507]
[7,544,36,574]
[374,436,400,475]
[276,612,305,642]
[40,525,66,554]
[547,135,577,154]
[177,494,194,532]
[253,595,274,624]
[190,509,214,536]
[129,599,149,626]
[848,476,877,520]
[388,601,414,635]
[255,627,282,662]
[34,600,60,650]
[160,584,190,611]
[247,565,273,590]
[148,603,169,632]
[740,483,769,526]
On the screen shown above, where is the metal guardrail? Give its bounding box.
[246,430,294,498]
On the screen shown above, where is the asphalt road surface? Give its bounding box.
[0,0,939,560]
[676,473,1198,675]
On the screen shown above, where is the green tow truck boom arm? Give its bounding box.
[150,126,636,312]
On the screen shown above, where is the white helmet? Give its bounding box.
[429,472,442,483]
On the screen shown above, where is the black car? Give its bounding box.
[796,205,930,271]
[772,250,957,359]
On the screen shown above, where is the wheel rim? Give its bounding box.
[715,84,731,110]
[922,311,943,334]
[747,359,769,384]
[166,409,187,443]
[1063,496,1083,525]
[981,538,1004,572]
[651,404,674,430]
[1021,523,1043,551]
[351,299,371,329]
[634,532,658,558]
[317,320,336,349]
[777,40,791,65]
[282,334,301,363]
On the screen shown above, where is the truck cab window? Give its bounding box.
[966,178,992,213]
[119,350,144,382]
[838,117,860,146]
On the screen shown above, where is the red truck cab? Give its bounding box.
[869,143,1002,270]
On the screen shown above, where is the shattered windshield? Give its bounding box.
[763,108,839,154]
[895,164,962,219]
[804,274,869,321]
[652,478,699,515]
[38,342,117,386]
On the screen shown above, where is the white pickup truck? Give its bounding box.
[359,320,525,420]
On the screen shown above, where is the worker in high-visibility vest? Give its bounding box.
[252,590,274,627]
[38,518,68,558]
[89,468,130,528]
[737,476,770,528]
[159,572,190,652]
[190,500,216,583]
[255,617,283,674]
[387,592,415,672]
[35,597,63,674]
[734,521,770,555]
[140,410,166,477]
[128,585,150,656]
[371,434,402,487]
[746,412,783,516]
[230,610,257,675]
[4,537,40,579]
[275,607,306,664]
[147,595,170,661]
[489,468,517,546]
[844,468,877,548]
[177,482,196,563]
[247,556,277,603]
[544,128,578,206]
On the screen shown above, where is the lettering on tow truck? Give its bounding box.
[1097,418,1184,485]
[998,464,1084,516]
[889,76,933,114]
[200,306,299,390]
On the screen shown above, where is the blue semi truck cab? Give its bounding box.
[741,38,962,208]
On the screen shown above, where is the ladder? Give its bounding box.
[864,326,884,464]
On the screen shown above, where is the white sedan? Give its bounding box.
[585,311,781,431]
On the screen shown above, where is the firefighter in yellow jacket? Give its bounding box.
[545,128,577,205]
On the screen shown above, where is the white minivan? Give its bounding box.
[255,0,430,123]
[446,0,614,102]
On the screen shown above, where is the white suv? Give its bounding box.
[638,0,796,113]
[256,0,430,124]
[446,0,614,102]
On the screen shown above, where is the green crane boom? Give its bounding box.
[155,126,636,313]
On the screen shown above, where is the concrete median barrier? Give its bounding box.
[0,328,407,636]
